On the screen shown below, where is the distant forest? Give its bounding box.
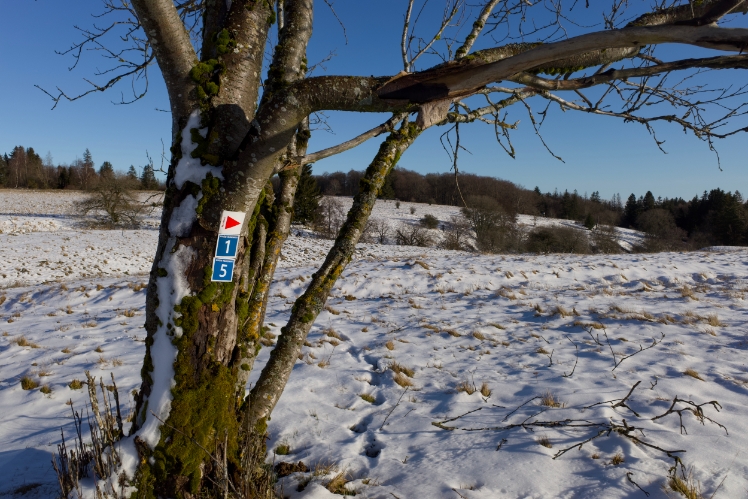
[0,145,163,191]
[2,143,745,247]
[314,168,748,247]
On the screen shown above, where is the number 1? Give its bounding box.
[225,240,231,253]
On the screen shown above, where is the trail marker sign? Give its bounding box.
[215,235,239,258]
[211,258,235,282]
[218,211,246,236]
[211,210,246,282]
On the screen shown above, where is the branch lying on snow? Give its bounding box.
[584,380,642,417]
[652,397,728,435]
[610,331,665,371]
[431,382,727,479]
[561,335,578,378]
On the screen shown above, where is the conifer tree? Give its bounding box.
[99,161,115,178]
[139,163,158,190]
[0,154,7,186]
[126,165,138,180]
[379,169,396,199]
[622,194,639,228]
[292,163,320,225]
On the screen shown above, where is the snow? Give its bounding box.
[172,110,223,190]
[1,191,746,499]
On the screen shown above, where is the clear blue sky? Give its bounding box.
[2,1,747,200]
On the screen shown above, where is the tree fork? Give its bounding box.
[245,117,423,427]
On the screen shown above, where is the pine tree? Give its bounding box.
[292,163,320,225]
[584,213,595,230]
[622,194,639,228]
[99,161,115,178]
[57,166,71,189]
[127,165,138,180]
[140,163,158,190]
[80,148,96,190]
[0,154,7,186]
[643,191,656,211]
[379,168,395,199]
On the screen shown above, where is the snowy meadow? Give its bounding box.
[1,191,747,499]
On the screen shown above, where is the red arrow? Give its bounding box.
[225,216,241,229]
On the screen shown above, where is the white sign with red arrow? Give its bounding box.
[218,210,246,236]
[212,210,247,282]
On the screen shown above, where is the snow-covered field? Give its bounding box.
[1,191,746,499]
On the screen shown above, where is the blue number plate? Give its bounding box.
[211,258,235,282]
[215,235,239,258]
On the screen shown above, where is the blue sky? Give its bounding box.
[2,1,747,200]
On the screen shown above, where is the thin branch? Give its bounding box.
[402,0,416,71]
[455,0,501,60]
[281,113,407,170]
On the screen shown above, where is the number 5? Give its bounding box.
[219,263,228,278]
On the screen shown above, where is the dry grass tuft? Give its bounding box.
[414,260,430,270]
[324,306,341,316]
[326,469,356,496]
[20,376,39,390]
[389,362,414,378]
[393,372,414,388]
[537,436,552,448]
[472,331,486,341]
[324,328,343,341]
[590,452,600,460]
[480,382,492,398]
[668,469,704,499]
[702,327,717,337]
[61,347,72,354]
[95,346,104,353]
[444,329,461,337]
[610,452,625,466]
[540,390,563,408]
[490,323,505,330]
[360,393,376,404]
[344,294,356,301]
[705,314,724,327]
[385,340,395,351]
[68,379,84,390]
[456,380,477,395]
[123,309,136,317]
[40,385,52,395]
[680,285,698,300]
[683,368,704,381]
[536,347,550,355]
[12,336,40,348]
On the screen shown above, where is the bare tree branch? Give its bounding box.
[455,0,501,60]
[282,113,409,170]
